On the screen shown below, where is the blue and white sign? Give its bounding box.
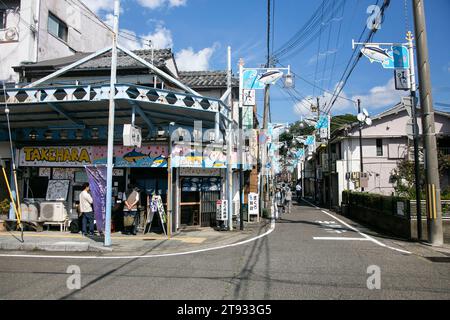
[315,116,329,129]
[296,149,305,159]
[242,69,266,90]
[305,135,315,146]
[393,45,409,69]
[361,45,394,69]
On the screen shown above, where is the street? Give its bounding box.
[0,201,449,300]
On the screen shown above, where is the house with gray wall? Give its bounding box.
[330,103,450,207]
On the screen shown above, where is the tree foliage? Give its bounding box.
[391,152,450,199]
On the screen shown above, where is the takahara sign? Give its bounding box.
[19,146,168,167]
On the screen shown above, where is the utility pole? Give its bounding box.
[406,31,423,241]
[412,0,443,246]
[239,59,244,231]
[328,114,332,210]
[357,99,364,192]
[314,97,320,204]
[262,0,271,213]
[226,46,233,231]
[104,0,120,247]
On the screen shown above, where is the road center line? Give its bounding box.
[303,199,411,255]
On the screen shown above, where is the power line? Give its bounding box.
[276,62,358,105]
[320,0,335,91]
[324,0,391,115]
[313,0,325,97]
[327,0,346,91]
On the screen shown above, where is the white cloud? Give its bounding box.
[143,26,173,49]
[352,78,406,110]
[293,79,406,117]
[168,0,187,7]
[175,45,218,71]
[81,0,115,15]
[103,14,173,50]
[137,0,187,9]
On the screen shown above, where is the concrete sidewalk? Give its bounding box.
[0,219,271,255]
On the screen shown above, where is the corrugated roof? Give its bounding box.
[179,71,239,88]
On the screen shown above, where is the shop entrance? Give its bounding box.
[180,191,220,227]
[201,191,219,228]
[180,176,221,228]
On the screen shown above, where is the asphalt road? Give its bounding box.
[0,201,449,300]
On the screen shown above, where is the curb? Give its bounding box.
[0,241,113,253]
[0,220,271,255]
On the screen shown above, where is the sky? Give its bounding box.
[81,0,450,124]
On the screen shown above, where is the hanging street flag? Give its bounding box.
[315,115,329,129]
[361,45,394,69]
[392,45,410,69]
[85,165,107,233]
[305,135,315,145]
[296,149,305,159]
[242,69,266,90]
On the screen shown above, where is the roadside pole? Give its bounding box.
[412,0,443,246]
[105,0,120,247]
[239,60,244,231]
[406,31,423,241]
[328,114,332,210]
[357,99,364,192]
[227,46,233,231]
[314,97,320,204]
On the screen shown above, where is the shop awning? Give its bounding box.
[0,83,231,130]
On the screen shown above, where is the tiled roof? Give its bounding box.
[179,71,239,88]
[15,49,173,71]
[76,49,173,70]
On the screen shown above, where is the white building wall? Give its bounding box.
[0,0,111,83]
[37,0,111,61]
[0,0,36,82]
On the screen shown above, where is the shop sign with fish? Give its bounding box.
[19,145,168,167]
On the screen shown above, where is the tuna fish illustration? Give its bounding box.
[151,155,167,167]
[258,70,284,85]
[123,149,149,163]
[361,45,393,65]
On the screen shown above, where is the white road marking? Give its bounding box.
[0,220,276,260]
[303,199,411,255]
[313,237,371,241]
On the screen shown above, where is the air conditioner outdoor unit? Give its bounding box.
[39,202,67,222]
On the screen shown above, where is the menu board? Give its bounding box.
[46,180,70,201]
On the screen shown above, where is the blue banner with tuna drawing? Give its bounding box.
[85,165,107,233]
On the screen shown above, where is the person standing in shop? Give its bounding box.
[122,185,140,235]
[79,183,95,236]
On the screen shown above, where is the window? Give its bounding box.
[48,12,68,42]
[0,10,6,29]
[376,139,383,156]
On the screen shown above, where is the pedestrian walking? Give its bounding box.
[123,185,140,235]
[285,186,292,214]
[79,183,95,236]
[275,188,284,215]
[296,182,302,203]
